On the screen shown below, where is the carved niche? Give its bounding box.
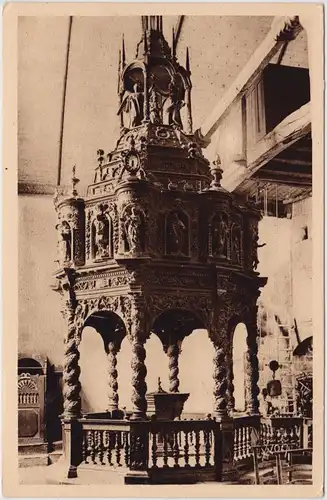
[86,203,118,262]
[120,205,146,255]
[230,216,243,266]
[165,209,190,257]
[209,212,229,259]
[56,220,72,263]
[55,199,85,266]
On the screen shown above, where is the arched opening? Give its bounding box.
[179,329,215,415]
[79,310,127,414]
[232,322,248,413]
[151,309,213,417]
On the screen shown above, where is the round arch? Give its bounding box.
[230,320,248,413]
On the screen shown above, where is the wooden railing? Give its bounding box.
[62,415,310,483]
[148,419,220,483]
[233,416,260,467]
[80,420,131,468]
[74,417,222,484]
[233,415,307,472]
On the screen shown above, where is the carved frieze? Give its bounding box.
[148,292,213,331]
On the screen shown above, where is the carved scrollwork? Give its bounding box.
[148,292,212,331]
[74,295,132,340]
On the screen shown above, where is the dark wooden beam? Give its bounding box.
[174,16,185,51]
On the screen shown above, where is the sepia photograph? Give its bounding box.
[2,3,324,497]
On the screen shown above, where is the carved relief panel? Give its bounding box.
[209,212,230,259]
[18,356,47,446]
[85,202,117,264]
[55,199,85,267]
[120,205,146,255]
[230,214,243,266]
[165,209,190,257]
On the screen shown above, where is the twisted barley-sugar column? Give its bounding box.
[131,337,148,419]
[245,319,260,416]
[63,308,81,419]
[226,346,235,415]
[107,342,119,412]
[167,344,180,393]
[213,344,228,418]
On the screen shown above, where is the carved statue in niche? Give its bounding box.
[93,215,110,260]
[123,207,144,254]
[56,220,71,262]
[165,75,185,129]
[211,213,229,258]
[166,211,189,256]
[118,83,144,129]
[149,84,162,125]
[231,224,242,264]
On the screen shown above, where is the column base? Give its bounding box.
[124,470,150,484]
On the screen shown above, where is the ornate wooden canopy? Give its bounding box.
[53,16,267,423]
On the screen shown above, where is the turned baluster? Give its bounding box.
[173,431,180,468]
[151,431,158,468]
[82,432,88,463]
[184,431,190,467]
[163,433,169,468]
[235,427,241,460]
[115,431,122,467]
[204,430,211,466]
[97,430,104,465]
[123,431,130,467]
[195,430,201,468]
[107,431,114,465]
[90,431,97,464]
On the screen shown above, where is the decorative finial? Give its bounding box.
[209,154,223,190]
[70,164,80,197]
[157,377,164,392]
[117,49,121,94]
[186,47,190,73]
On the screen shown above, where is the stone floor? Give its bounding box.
[19,463,256,486]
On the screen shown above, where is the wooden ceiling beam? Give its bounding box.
[221,102,311,192]
[194,16,303,146]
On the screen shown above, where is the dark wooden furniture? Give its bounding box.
[18,355,48,454]
[277,448,312,484]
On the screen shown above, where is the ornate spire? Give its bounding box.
[186,47,190,73]
[117,49,121,94]
[70,164,80,197]
[121,34,126,68]
[171,26,175,58]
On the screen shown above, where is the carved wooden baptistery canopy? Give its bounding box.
[53,16,267,391]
